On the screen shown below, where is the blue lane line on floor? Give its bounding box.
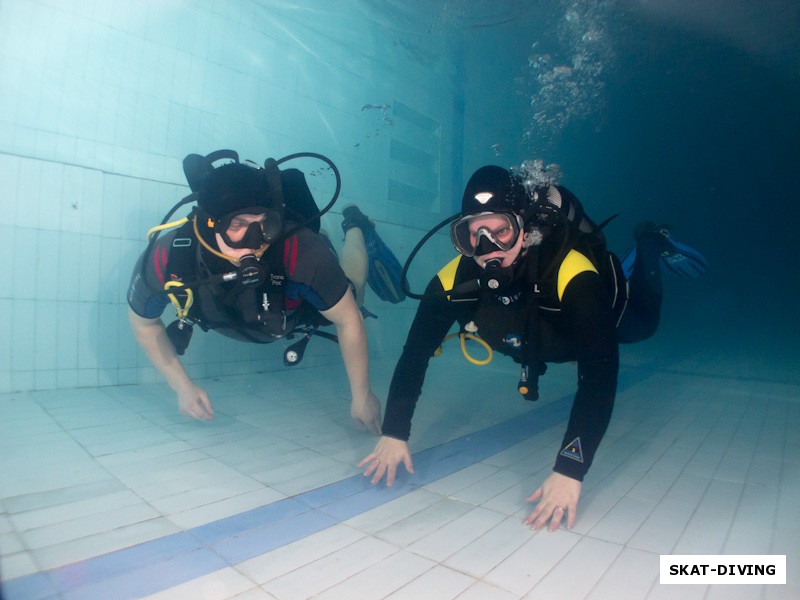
[4,391,583,600]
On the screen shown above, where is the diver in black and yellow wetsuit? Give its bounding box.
[359,164,707,532]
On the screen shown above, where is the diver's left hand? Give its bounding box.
[351,391,382,435]
[524,472,581,531]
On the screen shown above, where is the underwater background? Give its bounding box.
[1,1,800,599]
[1,0,797,393]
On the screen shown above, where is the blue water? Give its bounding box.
[1,1,799,597]
[503,1,800,385]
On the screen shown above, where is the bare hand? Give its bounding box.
[351,391,382,435]
[176,383,214,421]
[358,436,414,486]
[524,472,581,531]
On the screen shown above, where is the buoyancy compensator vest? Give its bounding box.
[144,149,341,355]
[430,183,629,401]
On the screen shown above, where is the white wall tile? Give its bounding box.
[11,299,36,371]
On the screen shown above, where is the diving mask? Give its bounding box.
[450,212,522,257]
[213,207,283,249]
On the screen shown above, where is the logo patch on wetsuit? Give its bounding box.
[560,437,584,463]
[503,333,522,349]
[495,291,521,305]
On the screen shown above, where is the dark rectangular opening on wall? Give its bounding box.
[388,100,441,212]
[388,179,437,209]
[451,95,464,213]
[393,101,440,134]
[390,139,436,172]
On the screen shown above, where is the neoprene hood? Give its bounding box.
[197,163,271,221]
[460,165,528,217]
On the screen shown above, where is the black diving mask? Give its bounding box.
[450,212,522,257]
[214,207,283,249]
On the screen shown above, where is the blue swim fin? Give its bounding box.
[629,223,708,279]
[342,206,406,303]
[620,246,637,279]
[658,235,708,278]
[363,228,406,303]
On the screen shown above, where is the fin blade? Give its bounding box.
[364,229,406,303]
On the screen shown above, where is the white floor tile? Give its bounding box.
[525,536,622,599]
[449,468,532,507]
[9,490,144,531]
[706,583,772,600]
[627,472,712,555]
[237,524,365,585]
[261,536,397,600]
[646,582,708,600]
[478,471,544,517]
[483,530,582,595]
[423,462,501,496]
[407,506,507,562]
[344,488,443,534]
[586,495,658,544]
[672,478,743,554]
[0,549,38,579]
[142,567,258,600]
[454,581,521,600]
[148,476,266,515]
[374,498,475,547]
[444,516,533,578]
[20,502,162,549]
[0,359,796,600]
[314,549,435,600]
[33,516,182,570]
[722,484,778,555]
[584,547,659,600]
[267,460,360,496]
[229,588,280,600]
[167,487,287,530]
[384,565,476,600]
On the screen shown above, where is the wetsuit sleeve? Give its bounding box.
[381,277,459,441]
[553,271,619,481]
[127,242,171,319]
[287,230,350,311]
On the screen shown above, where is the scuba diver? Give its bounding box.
[358,164,708,531]
[127,150,405,432]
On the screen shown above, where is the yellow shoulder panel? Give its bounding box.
[557,250,598,301]
[437,255,463,295]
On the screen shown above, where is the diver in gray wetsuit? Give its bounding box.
[128,158,387,431]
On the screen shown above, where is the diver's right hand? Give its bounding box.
[176,383,214,421]
[358,436,414,486]
[350,390,383,436]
